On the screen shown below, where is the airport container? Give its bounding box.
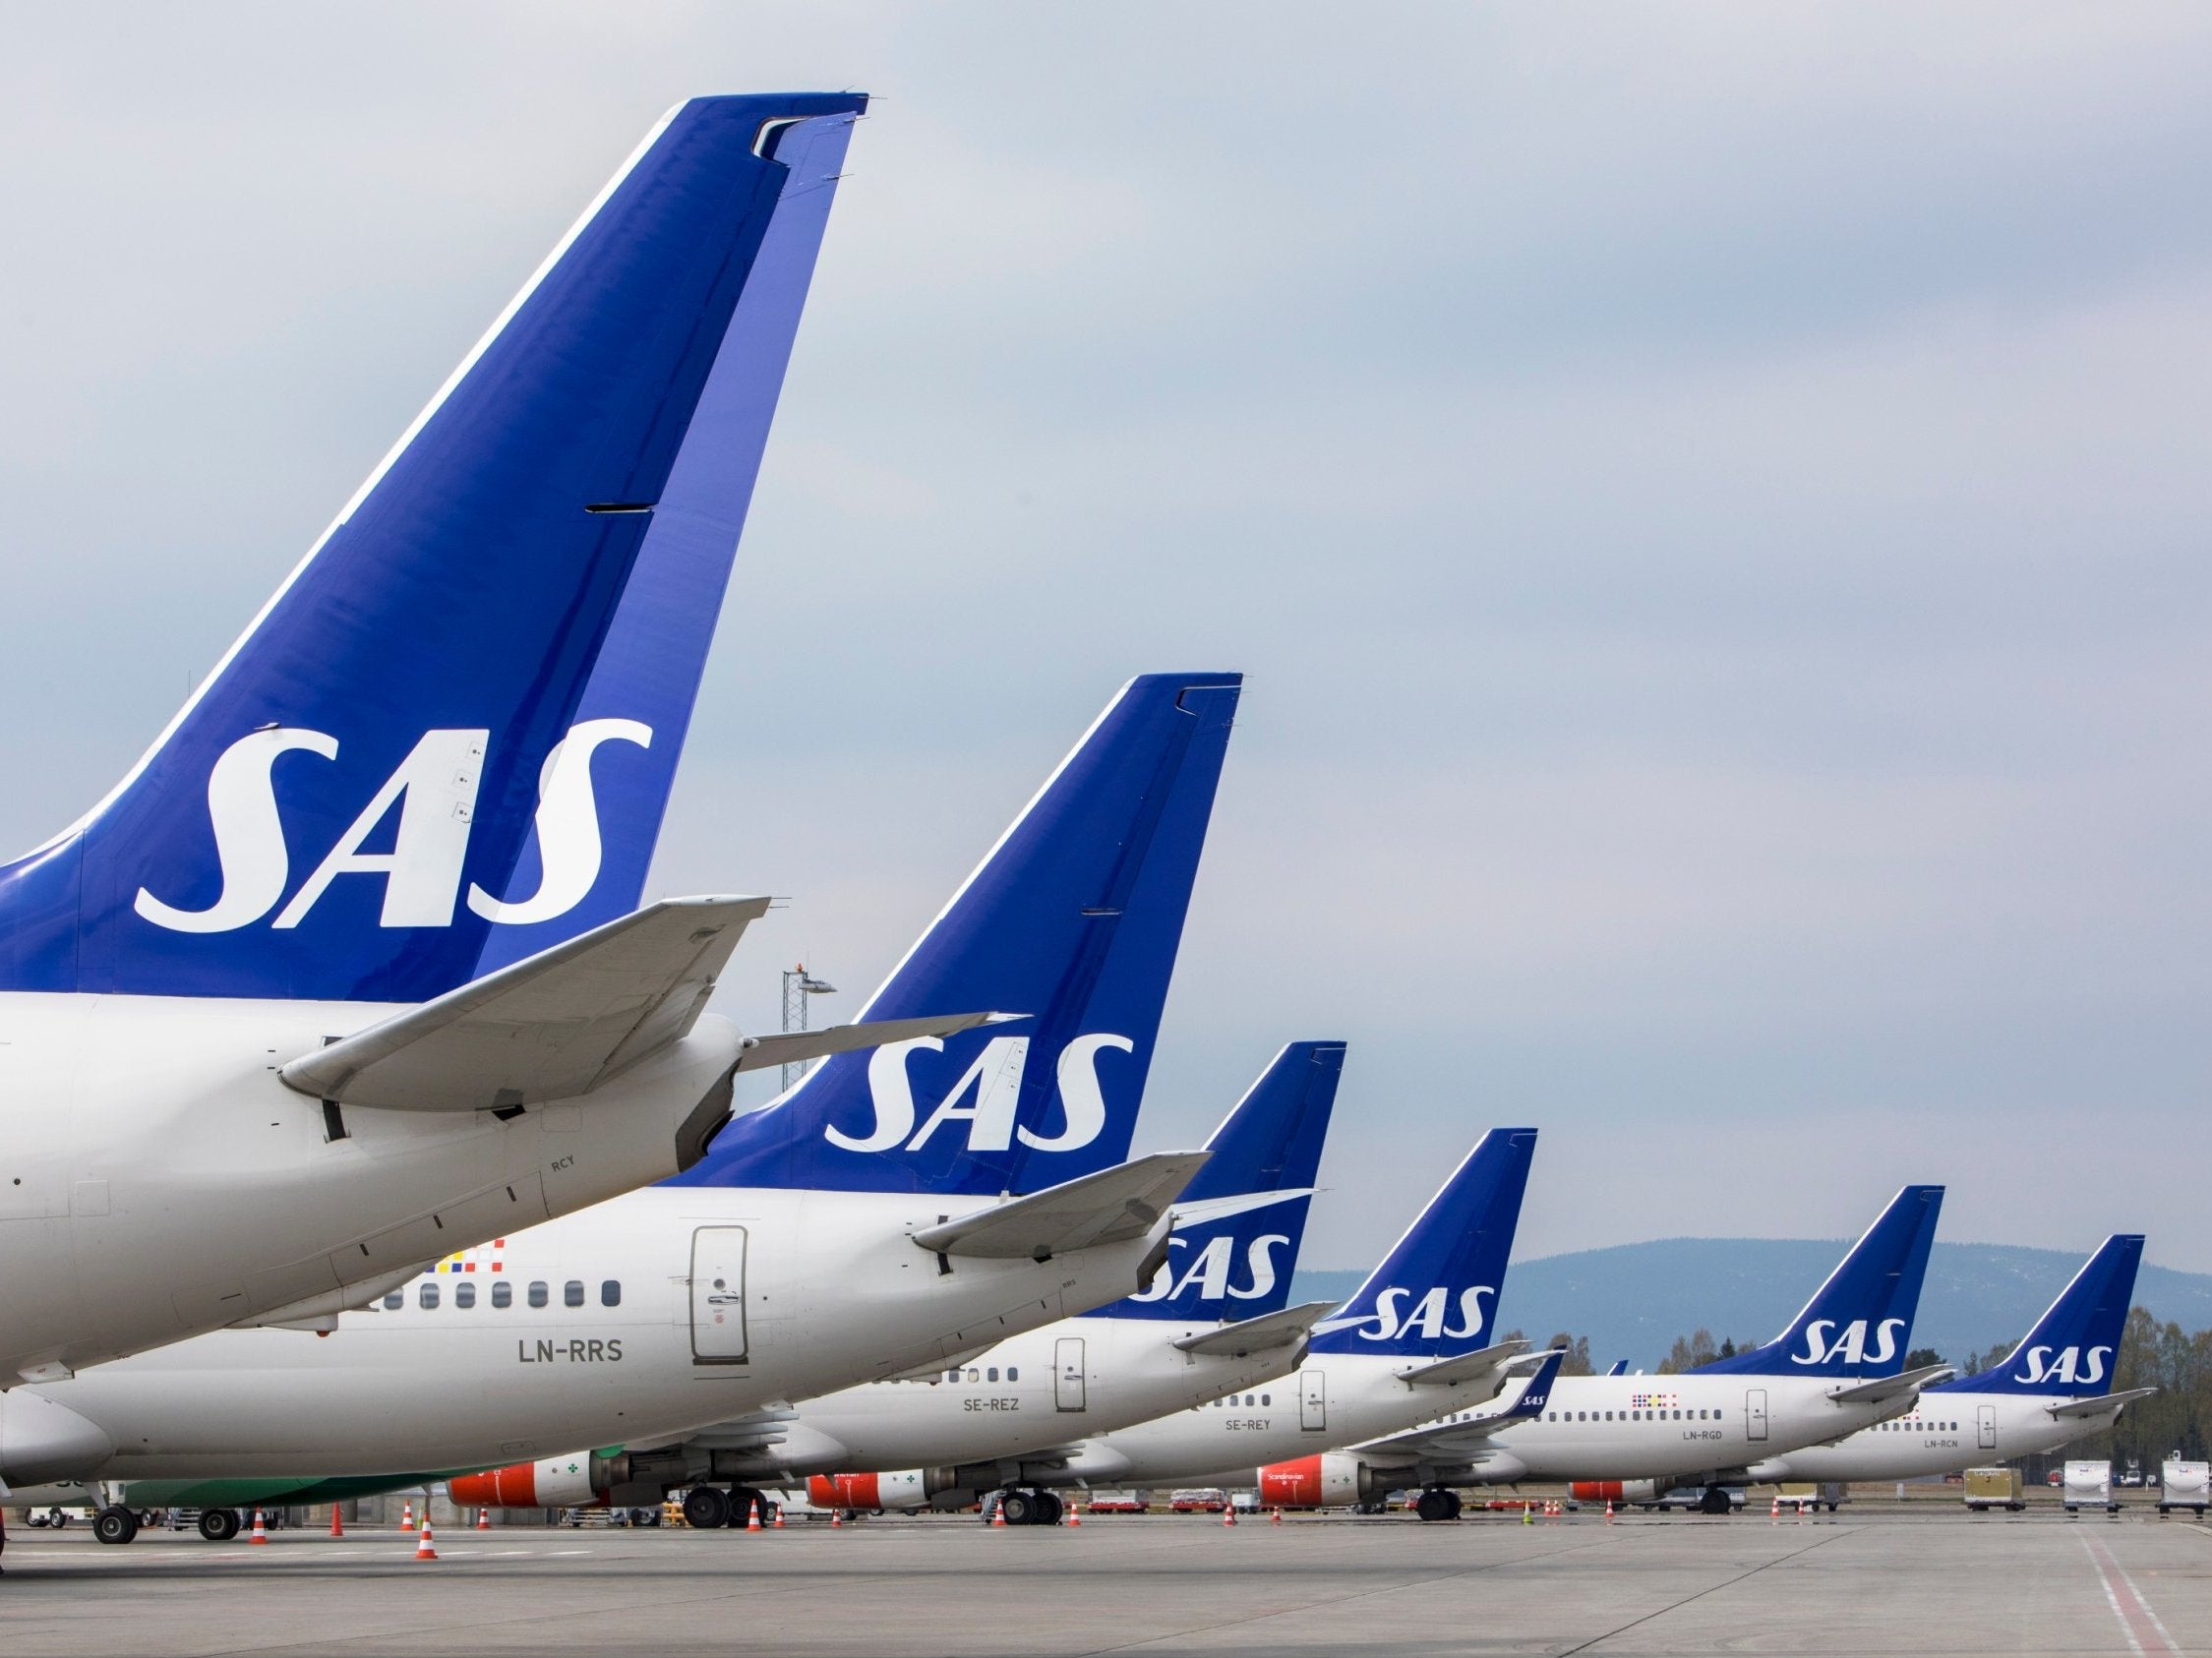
[2063,1460,2118,1514]
[1963,1468,2024,1512]
[2158,1460,2209,1517]
[1776,1481,1846,1513]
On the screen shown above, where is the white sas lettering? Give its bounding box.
[468,718,651,924]
[134,727,339,932]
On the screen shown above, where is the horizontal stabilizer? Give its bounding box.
[1825,1362,1953,1407]
[1171,1300,1334,1357]
[912,1152,1209,1261]
[733,1011,1014,1074]
[2049,1386,2157,1420]
[279,896,769,1110]
[1397,1338,1529,1388]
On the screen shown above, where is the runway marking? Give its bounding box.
[2082,1534,2181,1656]
[1553,1525,1857,1654]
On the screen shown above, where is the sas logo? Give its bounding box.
[1127,1231,1291,1305]
[1790,1317,1905,1368]
[1336,1284,1495,1344]
[2012,1344,2112,1387]
[825,1032,1133,1155]
[133,720,650,934]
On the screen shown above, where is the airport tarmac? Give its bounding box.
[3,1508,2206,1655]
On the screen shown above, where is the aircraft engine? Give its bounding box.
[1257,1453,1380,1508]
[449,1452,626,1510]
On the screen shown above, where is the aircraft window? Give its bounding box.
[419,1281,440,1310]
[1673,1410,1682,1420]
[967,1369,980,1383]
[1243,1395,1253,1407]
[454,1281,476,1310]
[1007,1367,1019,1382]
[383,1290,403,1310]
[528,1280,549,1309]
[945,1370,959,1384]
[1261,1393,1270,1406]
[987,1368,999,1383]
[601,1279,621,1308]
[564,1280,585,1308]
[492,1281,512,1309]
[1576,1411,1585,1422]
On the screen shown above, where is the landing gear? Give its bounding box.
[1038,1491,1064,1525]
[990,1488,1063,1525]
[1697,1487,1732,1516]
[199,1508,241,1542]
[92,1506,139,1546]
[682,1486,731,1529]
[1413,1488,1462,1523]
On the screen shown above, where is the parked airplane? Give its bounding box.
[0,673,1240,1545]
[1744,1234,2151,1486]
[883,1127,1546,1507]
[0,94,928,1395]
[518,1039,1351,1527]
[1273,1185,1949,1518]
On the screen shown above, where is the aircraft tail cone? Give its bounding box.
[415,1520,438,1561]
[249,1510,269,1545]
[329,1507,343,1538]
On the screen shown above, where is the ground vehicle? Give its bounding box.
[1964,1467,2025,1512]
[1081,1492,1149,1512]
[1169,1488,1229,1512]
[2157,1460,2208,1516]
[25,1507,88,1528]
[2063,1460,2118,1514]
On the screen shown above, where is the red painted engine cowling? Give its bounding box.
[1570,1480,1665,1505]
[449,1456,610,1510]
[807,1470,932,1510]
[1258,1454,1375,1508]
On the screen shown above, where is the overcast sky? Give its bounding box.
[2,5,2206,1277]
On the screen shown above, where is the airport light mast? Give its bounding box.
[780,965,837,1092]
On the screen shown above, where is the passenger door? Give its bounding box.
[1745,1388,1769,1443]
[688,1226,748,1364]
[1300,1368,1327,1432]
[1054,1335,1087,1411]
[1978,1404,1997,1450]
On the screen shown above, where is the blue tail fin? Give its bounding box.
[1701,1185,1944,1379]
[1306,1127,1538,1360]
[1088,1039,1345,1322]
[671,673,1241,1196]
[0,94,863,1002]
[1938,1234,2143,1397]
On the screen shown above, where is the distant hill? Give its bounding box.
[1291,1241,2212,1372]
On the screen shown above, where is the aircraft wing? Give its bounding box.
[1396,1338,1529,1388]
[1823,1362,1954,1407]
[911,1152,1209,1261]
[280,896,770,1109]
[1350,1349,1568,1462]
[1171,1301,1334,1357]
[2049,1387,2158,1420]
[732,1012,1012,1074]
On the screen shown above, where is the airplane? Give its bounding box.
[856,1126,1545,1507]
[0,672,1240,1546]
[1272,1185,1950,1519]
[1743,1234,2152,1486]
[0,93,954,1397]
[490,1039,1351,1528]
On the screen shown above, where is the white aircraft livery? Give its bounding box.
[0,95,925,1395]
[0,671,1240,1549]
[470,1039,1349,1527]
[1272,1185,1951,1519]
[1742,1233,2152,1488]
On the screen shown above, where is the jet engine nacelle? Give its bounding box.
[1258,1453,1379,1509]
[1571,1480,1667,1507]
[450,1452,628,1510]
[807,1469,977,1511]
[0,1391,113,1486]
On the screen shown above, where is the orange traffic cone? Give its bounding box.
[1270,1507,1283,1526]
[1604,1500,1615,1524]
[1223,1506,1237,1527]
[400,1499,414,1531]
[746,1505,763,1532]
[1769,1495,1780,1522]
[329,1506,344,1538]
[415,1519,438,1561]
[772,1509,785,1528]
[830,1510,843,1528]
[1067,1503,1082,1527]
[249,1509,269,1545]
[991,1506,1007,1527]
[476,1507,490,1531]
